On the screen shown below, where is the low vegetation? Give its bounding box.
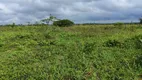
[0,24,142,80]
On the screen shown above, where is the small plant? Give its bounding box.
[53,19,74,27]
[83,42,96,54]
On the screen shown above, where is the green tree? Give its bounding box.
[11,22,16,28]
[41,14,59,25]
[140,18,142,24]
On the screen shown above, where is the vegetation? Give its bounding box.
[53,19,74,27]
[0,24,142,80]
[41,14,59,25]
[11,23,16,28]
[114,22,124,27]
[140,18,142,24]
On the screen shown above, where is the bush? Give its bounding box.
[135,37,142,49]
[83,42,96,54]
[0,41,4,47]
[53,19,74,27]
[114,22,124,27]
[124,35,142,49]
[104,40,123,47]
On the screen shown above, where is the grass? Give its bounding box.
[0,24,142,80]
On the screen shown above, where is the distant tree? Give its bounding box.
[140,18,142,24]
[41,14,59,25]
[11,22,16,28]
[27,22,31,25]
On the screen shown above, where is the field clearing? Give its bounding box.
[0,24,142,80]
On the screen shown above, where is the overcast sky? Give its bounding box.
[0,0,142,24]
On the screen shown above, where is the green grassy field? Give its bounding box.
[0,24,142,80]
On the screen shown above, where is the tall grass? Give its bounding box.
[0,24,142,80]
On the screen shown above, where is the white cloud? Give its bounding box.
[0,0,142,24]
[0,3,13,14]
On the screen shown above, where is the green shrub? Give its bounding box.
[114,22,124,28]
[135,54,142,68]
[135,38,142,49]
[83,42,96,54]
[43,32,53,39]
[14,33,32,40]
[0,41,4,47]
[104,40,123,47]
[124,35,142,49]
[53,19,74,27]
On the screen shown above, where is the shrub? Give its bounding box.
[104,40,123,47]
[124,35,142,49]
[83,42,96,54]
[53,19,74,27]
[135,55,142,68]
[0,41,4,47]
[132,35,142,49]
[135,37,142,49]
[114,22,124,28]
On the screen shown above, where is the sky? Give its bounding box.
[0,0,142,24]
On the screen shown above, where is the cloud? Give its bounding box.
[0,0,142,24]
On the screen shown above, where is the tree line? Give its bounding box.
[0,15,142,27]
